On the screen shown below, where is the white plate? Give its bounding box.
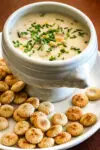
[0,32,100,150]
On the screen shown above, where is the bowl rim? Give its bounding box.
[3,1,96,67]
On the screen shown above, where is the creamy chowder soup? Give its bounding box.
[10,13,90,61]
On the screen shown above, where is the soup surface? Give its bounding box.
[10,13,90,61]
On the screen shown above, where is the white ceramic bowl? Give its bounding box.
[2,2,98,102]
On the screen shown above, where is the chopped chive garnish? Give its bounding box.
[72,29,83,34]
[78,32,85,37]
[71,46,81,54]
[66,32,70,38]
[24,49,30,53]
[20,32,28,36]
[71,46,80,51]
[56,18,64,22]
[31,22,36,27]
[17,32,21,38]
[57,26,64,34]
[13,40,22,48]
[70,35,77,39]
[57,42,67,47]
[62,43,67,47]
[68,28,72,32]
[42,24,52,28]
[58,53,61,57]
[66,28,72,39]
[77,50,81,54]
[40,13,46,17]
[64,27,68,29]
[49,56,56,61]
[24,40,33,52]
[47,47,52,52]
[37,46,42,51]
[60,48,66,53]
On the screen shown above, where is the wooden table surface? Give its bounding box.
[0,0,100,150]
